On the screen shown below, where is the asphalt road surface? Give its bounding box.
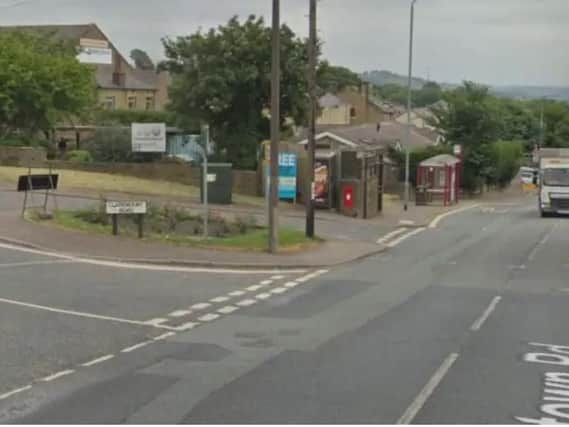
[1,196,569,424]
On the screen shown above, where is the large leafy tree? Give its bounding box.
[317,61,361,92]
[130,49,155,71]
[0,31,95,139]
[160,15,309,169]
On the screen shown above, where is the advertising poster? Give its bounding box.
[313,161,329,208]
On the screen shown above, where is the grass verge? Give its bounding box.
[31,210,321,253]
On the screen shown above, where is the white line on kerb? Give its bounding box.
[470,296,502,331]
[81,354,115,367]
[41,369,76,382]
[0,242,307,275]
[377,227,408,244]
[387,228,426,248]
[397,353,459,424]
[0,385,32,401]
[428,204,481,229]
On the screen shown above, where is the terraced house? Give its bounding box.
[0,23,170,112]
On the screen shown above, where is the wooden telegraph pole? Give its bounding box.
[269,0,281,253]
[306,0,317,238]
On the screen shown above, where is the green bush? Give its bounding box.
[82,127,162,163]
[94,110,179,127]
[65,150,93,163]
[487,140,524,188]
[0,137,49,147]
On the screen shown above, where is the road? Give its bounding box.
[1,196,569,424]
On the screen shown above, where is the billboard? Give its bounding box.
[132,123,166,153]
[278,153,298,200]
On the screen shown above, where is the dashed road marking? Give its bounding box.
[190,303,211,311]
[284,281,299,288]
[121,341,152,353]
[256,293,272,300]
[470,296,501,331]
[271,275,285,280]
[145,318,169,326]
[210,296,230,303]
[271,287,287,294]
[81,354,115,367]
[41,369,76,382]
[175,321,199,331]
[247,285,264,292]
[218,305,239,314]
[168,310,192,318]
[0,385,32,401]
[397,353,459,424]
[260,280,273,286]
[198,313,221,322]
[229,290,246,297]
[237,299,257,307]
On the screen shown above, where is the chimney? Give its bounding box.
[112,50,126,87]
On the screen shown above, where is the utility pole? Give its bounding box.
[539,100,545,149]
[306,0,317,238]
[268,0,280,253]
[404,0,418,211]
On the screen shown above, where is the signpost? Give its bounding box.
[105,201,147,238]
[131,123,166,153]
[17,166,59,216]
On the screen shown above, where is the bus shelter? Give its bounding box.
[416,154,461,206]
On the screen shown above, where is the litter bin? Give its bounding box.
[201,163,233,205]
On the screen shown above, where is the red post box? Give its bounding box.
[343,186,354,209]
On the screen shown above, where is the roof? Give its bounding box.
[0,23,162,91]
[294,122,437,151]
[420,154,461,167]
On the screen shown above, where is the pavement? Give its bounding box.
[1,189,568,423]
[0,183,476,268]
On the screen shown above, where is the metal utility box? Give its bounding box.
[201,163,233,205]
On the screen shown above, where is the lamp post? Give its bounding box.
[404,0,418,211]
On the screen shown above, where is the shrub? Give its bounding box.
[487,140,524,188]
[65,150,93,163]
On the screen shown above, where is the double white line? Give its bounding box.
[377,227,427,248]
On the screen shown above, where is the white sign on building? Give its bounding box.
[77,38,113,65]
[132,123,167,153]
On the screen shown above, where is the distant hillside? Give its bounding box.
[361,69,569,102]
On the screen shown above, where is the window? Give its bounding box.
[145,96,154,111]
[103,96,115,110]
[350,107,356,118]
[127,96,137,110]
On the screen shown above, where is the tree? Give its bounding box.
[130,49,155,71]
[317,61,361,92]
[160,15,309,169]
[0,31,95,138]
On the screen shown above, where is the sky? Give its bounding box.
[0,0,568,87]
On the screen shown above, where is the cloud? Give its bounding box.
[0,0,567,86]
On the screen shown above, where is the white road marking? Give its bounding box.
[397,353,460,424]
[218,305,239,314]
[41,369,76,382]
[316,269,329,275]
[428,204,481,229]
[0,296,169,329]
[198,313,221,322]
[399,220,416,226]
[210,296,230,303]
[528,228,554,262]
[247,285,264,292]
[256,293,272,300]
[0,385,32,401]
[271,287,287,294]
[0,242,306,275]
[121,341,152,353]
[81,354,115,367]
[0,259,77,269]
[260,280,273,286]
[377,228,407,245]
[168,310,192,318]
[175,321,199,331]
[271,275,285,280]
[190,303,211,311]
[237,299,257,307]
[387,227,427,248]
[153,332,176,341]
[229,290,246,297]
[284,281,299,288]
[145,318,169,326]
[470,296,502,331]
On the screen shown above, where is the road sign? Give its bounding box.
[105,201,147,215]
[132,123,166,153]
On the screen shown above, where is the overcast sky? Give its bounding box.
[1,0,568,87]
